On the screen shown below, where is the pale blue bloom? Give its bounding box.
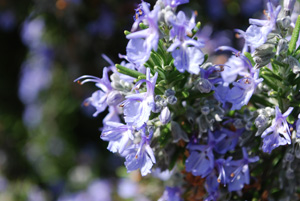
[296,114,300,138]
[227,71,263,110]
[167,11,205,74]
[101,122,134,153]
[159,107,171,125]
[158,186,183,201]
[124,127,156,176]
[261,106,293,153]
[204,172,220,201]
[225,148,259,192]
[162,0,189,8]
[185,131,225,177]
[75,67,113,117]
[123,68,158,128]
[213,128,242,154]
[235,2,281,50]
[126,2,160,65]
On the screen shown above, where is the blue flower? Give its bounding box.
[227,71,263,110]
[261,106,293,153]
[101,122,134,153]
[158,186,183,201]
[162,0,189,8]
[123,68,158,129]
[204,172,220,201]
[213,128,242,154]
[75,67,113,117]
[126,2,160,65]
[124,127,156,176]
[185,131,224,177]
[225,148,259,192]
[235,2,281,50]
[296,114,300,138]
[167,11,205,74]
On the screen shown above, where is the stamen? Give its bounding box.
[235,33,241,39]
[234,51,241,57]
[138,9,143,15]
[77,80,82,85]
[83,101,90,107]
[263,9,268,16]
[194,10,198,16]
[217,178,221,183]
[119,104,124,108]
[230,173,235,177]
[135,155,138,159]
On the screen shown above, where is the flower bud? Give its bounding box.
[284,0,296,16]
[255,115,268,129]
[151,102,162,113]
[164,89,175,97]
[276,39,288,56]
[287,56,300,74]
[277,16,291,31]
[107,91,124,106]
[167,95,177,105]
[159,107,171,125]
[201,106,210,115]
[196,78,213,93]
[171,121,189,143]
[155,95,163,102]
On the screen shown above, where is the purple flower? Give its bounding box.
[213,128,242,154]
[167,11,205,74]
[124,127,156,176]
[162,0,189,8]
[296,114,300,138]
[101,122,134,153]
[225,148,259,192]
[204,172,220,201]
[185,131,224,177]
[227,71,263,110]
[236,2,281,50]
[123,68,158,128]
[159,107,171,125]
[117,178,138,199]
[126,2,160,65]
[103,106,121,124]
[158,186,183,201]
[221,55,250,84]
[21,18,45,49]
[261,106,293,153]
[75,67,114,117]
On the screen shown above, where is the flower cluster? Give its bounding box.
[76,0,300,200]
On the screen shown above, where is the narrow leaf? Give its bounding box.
[288,15,300,54]
[116,64,145,79]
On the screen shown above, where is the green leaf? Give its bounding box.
[244,52,255,66]
[260,67,283,81]
[251,94,273,107]
[139,23,148,29]
[192,21,201,36]
[287,114,295,124]
[288,15,300,54]
[116,64,145,79]
[260,73,279,91]
[124,30,131,35]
